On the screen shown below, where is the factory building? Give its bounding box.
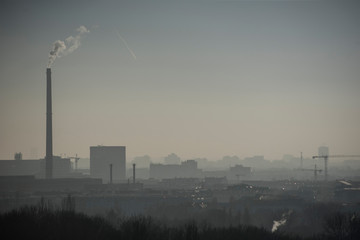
[229,164,251,179]
[0,156,71,178]
[150,160,202,179]
[90,146,126,183]
[0,159,41,177]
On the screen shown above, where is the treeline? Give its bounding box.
[0,198,359,240]
[143,199,360,238]
[0,206,298,240]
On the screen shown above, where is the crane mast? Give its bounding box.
[68,154,80,171]
[301,164,322,181]
[312,155,360,181]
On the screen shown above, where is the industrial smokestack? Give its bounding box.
[133,163,136,184]
[45,68,53,179]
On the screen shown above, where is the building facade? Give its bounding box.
[0,156,71,178]
[90,146,126,183]
[149,160,202,179]
[318,146,329,156]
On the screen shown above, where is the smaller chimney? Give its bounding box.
[109,164,113,184]
[14,152,22,160]
[133,163,136,184]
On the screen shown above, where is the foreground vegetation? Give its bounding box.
[0,206,297,240]
[0,197,359,240]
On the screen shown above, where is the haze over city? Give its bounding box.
[1,0,360,161]
[1,1,360,240]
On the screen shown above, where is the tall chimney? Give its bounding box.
[45,68,53,179]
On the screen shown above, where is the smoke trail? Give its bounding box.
[116,31,137,60]
[47,25,90,67]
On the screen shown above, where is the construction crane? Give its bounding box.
[68,154,80,171]
[301,164,322,181]
[312,155,360,181]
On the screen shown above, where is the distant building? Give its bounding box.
[14,152,22,160]
[164,153,181,164]
[181,160,202,178]
[203,177,228,189]
[149,160,202,179]
[150,163,180,179]
[0,176,102,195]
[0,159,41,177]
[318,146,329,156]
[0,156,71,178]
[43,156,72,178]
[90,146,126,183]
[160,178,200,190]
[229,164,251,179]
[243,155,269,168]
[126,167,149,180]
[203,170,227,178]
[203,165,251,181]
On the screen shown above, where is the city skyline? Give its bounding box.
[1,0,360,161]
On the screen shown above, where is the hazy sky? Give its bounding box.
[1,0,359,161]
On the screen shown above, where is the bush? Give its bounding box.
[323,212,360,240]
[0,206,118,240]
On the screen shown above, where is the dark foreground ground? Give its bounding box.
[1,203,359,240]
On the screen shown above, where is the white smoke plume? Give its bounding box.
[271,210,292,232]
[272,219,287,232]
[47,25,90,67]
[48,40,66,67]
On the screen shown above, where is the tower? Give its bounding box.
[45,68,53,179]
[318,146,329,181]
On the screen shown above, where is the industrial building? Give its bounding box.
[0,156,71,178]
[90,146,126,183]
[150,160,202,179]
[229,164,251,179]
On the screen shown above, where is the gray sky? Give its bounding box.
[0,0,359,161]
